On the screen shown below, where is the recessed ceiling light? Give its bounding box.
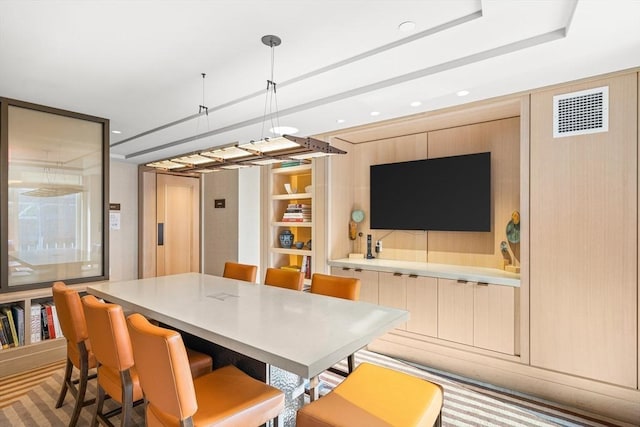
[398,21,416,32]
[456,90,470,97]
[336,119,345,124]
[410,101,422,107]
[370,111,380,117]
[270,126,298,135]
[111,130,122,134]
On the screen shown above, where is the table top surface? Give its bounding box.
[87,272,408,378]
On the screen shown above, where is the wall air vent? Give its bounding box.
[553,86,609,138]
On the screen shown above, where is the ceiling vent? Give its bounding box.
[553,86,608,138]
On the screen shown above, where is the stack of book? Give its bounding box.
[282,204,311,222]
[0,304,25,349]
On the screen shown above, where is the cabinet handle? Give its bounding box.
[342,267,351,271]
[456,279,468,284]
[408,274,418,278]
[477,282,489,286]
[158,223,164,246]
[393,272,402,277]
[355,268,363,272]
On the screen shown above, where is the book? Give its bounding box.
[11,305,25,346]
[2,307,19,347]
[0,316,9,349]
[41,304,51,340]
[30,303,42,343]
[50,304,63,339]
[0,313,15,347]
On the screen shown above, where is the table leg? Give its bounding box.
[308,376,320,402]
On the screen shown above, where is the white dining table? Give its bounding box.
[86,272,408,402]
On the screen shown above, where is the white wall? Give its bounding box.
[238,167,261,276]
[108,160,138,281]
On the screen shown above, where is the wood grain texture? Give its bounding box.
[156,174,200,276]
[473,284,515,355]
[378,272,407,330]
[437,279,474,345]
[427,117,520,269]
[529,73,638,387]
[406,275,438,337]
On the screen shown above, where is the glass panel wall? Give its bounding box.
[1,99,109,291]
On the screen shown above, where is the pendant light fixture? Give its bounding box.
[145,35,346,173]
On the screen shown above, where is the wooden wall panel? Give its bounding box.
[530,74,637,387]
[353,134,428,261]
[139,170,156,278]
[427,117,520,269]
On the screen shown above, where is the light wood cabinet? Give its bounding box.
[437,279,474,345]
[474,283,516,355]
[378,272,407,330]
[330,267,379,304]
[405,275,438,337]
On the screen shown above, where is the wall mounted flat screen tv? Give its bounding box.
[370,152,491,231]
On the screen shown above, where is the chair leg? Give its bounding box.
[69,355,90,427]
[55,358,73,408]
[120,370,134,427]
[347,353,355,374]
[93,385,106,427]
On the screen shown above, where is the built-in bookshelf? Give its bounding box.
[0,284,89,377]
[268,163,314,284]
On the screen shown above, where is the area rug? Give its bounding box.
[0,350,614,426]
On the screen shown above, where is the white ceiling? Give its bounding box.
[1,0,639,166]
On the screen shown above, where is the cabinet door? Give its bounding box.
[438,279,474,345]
[474,284,516,354]
[353,269,379,305]
[406,275,437,337]
[378,272,406,330]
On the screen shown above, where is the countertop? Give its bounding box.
[329,258,520,287]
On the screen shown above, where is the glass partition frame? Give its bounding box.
[0,97,110,292]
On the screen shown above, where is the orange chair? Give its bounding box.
[310,273,361,374]
[296,362,443,427]
[82,295,143,427]
[126,313,284,426]
[223,261,258,283]
[52,281,97,427]
[264,267,304,291]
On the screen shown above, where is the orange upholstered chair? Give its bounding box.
[264,267,304,291]
[310,273,361,374]
[223,261,258,283]
[81,295,143,427]
[296,362,443,427]
[126,313,284,427]
[51,281,97,427]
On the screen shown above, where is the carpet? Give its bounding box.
[0,350,615,426]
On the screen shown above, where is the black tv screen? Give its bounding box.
[370,152,491,231]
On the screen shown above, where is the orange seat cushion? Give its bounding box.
[147,365,284,426]
[297,363,443,427]
[97,365,144,404]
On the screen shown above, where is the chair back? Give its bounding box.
[82,295,134,373]
[310,273,361,301]
[126,313,198,422]
[223,261,258,283]
[264,268,304,291]
[52,281,89,345]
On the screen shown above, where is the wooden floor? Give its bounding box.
[0,360,66,408]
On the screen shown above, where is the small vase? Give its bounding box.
[279,230,294,248]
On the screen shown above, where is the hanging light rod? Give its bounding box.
[144,34,346,173]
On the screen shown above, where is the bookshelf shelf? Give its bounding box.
[267,162,315,281]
